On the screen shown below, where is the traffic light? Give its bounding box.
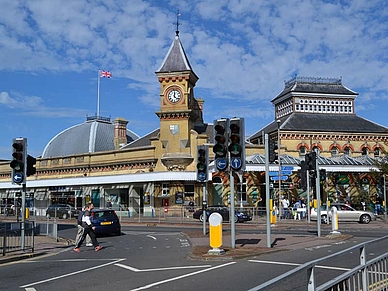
[378,176,385,190]
[10,138,27,184]
[27,155,37,177]
[196,145,208,182]
[213,119,229,172]
[305,152,317,171]
[268,140,278,163]
[300,160,307,191]
[228,118,245,171]
[320,169,326,183]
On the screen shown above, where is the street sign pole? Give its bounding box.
[265,134,271,248]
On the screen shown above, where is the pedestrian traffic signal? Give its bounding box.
[196,145,208,182]
[213,119,229,172]
[27,155,37,177]
[10,138,27,184]
[228,118,245,171]
[268,140,278,163]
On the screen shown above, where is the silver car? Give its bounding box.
[311,203,376,224]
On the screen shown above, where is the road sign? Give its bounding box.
[269,171,278,176]
[270,175,288,181]
[216,158,228,171]
[13,173,23,184]
[197,172,206,182]
[281,166,294,171]
[281,171,292,176]
[230,157,242,171]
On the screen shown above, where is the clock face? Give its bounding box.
[167,89,181,103]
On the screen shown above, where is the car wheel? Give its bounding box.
[199,214,204,222]
[234,215,238,223]
[115,229,121,236]
[62,213,68,219]
[46,213,51,219]
[360,214,371,224]
[321,215,328,224]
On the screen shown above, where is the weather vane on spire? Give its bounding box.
[175,10,181,36]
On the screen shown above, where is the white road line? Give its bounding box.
[25,288,36,291]
[20,259,126,288]
[128,262,236,291]
[147,235,157,240]
[248,260,350,271]
[115,263,212,272]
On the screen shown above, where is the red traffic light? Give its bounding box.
[230,123,240,133]
[214,124,225,134]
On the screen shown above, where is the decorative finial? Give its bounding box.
[175,10,181,36]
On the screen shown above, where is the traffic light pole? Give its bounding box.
[21,183,26,249]
[307,168,311,223]
[383,175,387,223]
[202,183,207,235]
[230,169,236,249]
[316,160,321,238]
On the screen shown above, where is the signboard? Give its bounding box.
[281,166,294,171]
[271,175,289,181]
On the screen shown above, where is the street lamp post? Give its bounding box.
[277,119,281,219]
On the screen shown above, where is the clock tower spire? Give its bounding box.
[155,25,204,170]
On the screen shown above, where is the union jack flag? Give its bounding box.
[100,70,112,78]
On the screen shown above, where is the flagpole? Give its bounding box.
[97,69,101,117]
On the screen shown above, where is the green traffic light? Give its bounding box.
[213,144,227,157]
[10,160,23,171]
[228,143,241,156]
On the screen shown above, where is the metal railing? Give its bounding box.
[0,222,35,256]
[249,235,388,291]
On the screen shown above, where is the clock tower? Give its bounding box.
[155,31,204,170]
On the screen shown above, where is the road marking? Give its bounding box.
[248,260,350,271]
[127,262,236,290]
[115,263,212,272]
[147,235,157,240]
[20,259,126,288]
[25,288,36,291]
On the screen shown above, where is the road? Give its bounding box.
[0,222,387,290]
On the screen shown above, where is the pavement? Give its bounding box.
[1,215,387,264]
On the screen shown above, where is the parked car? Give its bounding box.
[90,209,121,236]
[310,203,376,224]
[193,206,252,223]
[46,204,79,219]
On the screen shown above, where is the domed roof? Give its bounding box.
[42,117,139,158]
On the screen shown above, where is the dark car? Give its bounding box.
[193,206,252,223]
[46,204,79,219]
[90,209,121,236]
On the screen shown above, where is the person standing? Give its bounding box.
[74,204,102,252]
[375,195,382,215]
[75,202,94,247]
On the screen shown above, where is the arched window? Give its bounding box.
[312,146,320,155]
[361,147,368,156]
[299,146,307,157]
[331,146,339,157]
[344,146,351,156]
[374,148,380,158]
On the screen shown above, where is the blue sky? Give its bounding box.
[1,0,388,160]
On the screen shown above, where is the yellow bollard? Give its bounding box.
[270,199,276,224]
[25,208,29,219]
[208,212,225,255]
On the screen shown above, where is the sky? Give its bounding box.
[1,0,388,160]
